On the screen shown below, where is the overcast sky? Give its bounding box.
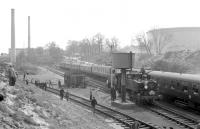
[0,0,200,53]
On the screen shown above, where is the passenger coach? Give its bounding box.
[149,71,200,108]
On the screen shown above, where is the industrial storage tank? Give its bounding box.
[147,27,200,53]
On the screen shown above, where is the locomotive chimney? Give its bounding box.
[11,8,16,64]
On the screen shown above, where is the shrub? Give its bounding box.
[151,59,190,73]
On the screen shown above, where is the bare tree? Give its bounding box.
[79,38,91,59]
[149,28,172,55]
[66,40,79,56]
[93,33,104,53]
[106,37,119,53]
[136,33,153,55]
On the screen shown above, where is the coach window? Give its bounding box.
[127,74,131,79]
[161,79,167,88]
[170,81,175,89]
[192,84,199,95]
[175,81,181,90]
[183,87,188,93]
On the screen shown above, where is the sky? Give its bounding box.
[0,0,200,53]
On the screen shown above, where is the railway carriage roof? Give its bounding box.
[149,71,200,83]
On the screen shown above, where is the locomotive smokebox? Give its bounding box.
[112,52,135,69]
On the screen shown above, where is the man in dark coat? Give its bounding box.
[90,90,93,101]
[60,88,65,100]
[8,65,16,86]
[91,97,97,114]
[44,82,47,90]
[58,80,61,88]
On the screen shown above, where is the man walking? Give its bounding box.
[91,97,97,114]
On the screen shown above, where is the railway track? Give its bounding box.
[46,66,110,93]
[43,86,160,129]
[148,102,197,129]
[86,77,110,93]
[46,66,199,129]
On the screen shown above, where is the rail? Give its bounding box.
[148,102,197,129]
[41,86,160,129]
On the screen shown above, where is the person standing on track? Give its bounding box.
[58,80,61,88]
[60,88,65,100]
[90,89,93,101]
[44,82,47,90]
[91,97,97,114]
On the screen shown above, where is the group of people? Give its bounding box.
[58,80,70,101]
[35,81,47,90]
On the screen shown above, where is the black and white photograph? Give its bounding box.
[0,0,200,129]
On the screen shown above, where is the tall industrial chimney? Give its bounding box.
[28,16,30,49]
[11,8,16,64]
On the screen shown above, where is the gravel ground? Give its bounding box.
[0,77,115,129]
[27,67,186,129]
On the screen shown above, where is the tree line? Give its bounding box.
[16,42,64,68]
[15,33,120,67]
[65,33,119,60]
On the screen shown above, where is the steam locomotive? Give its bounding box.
[125,72,158,104]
